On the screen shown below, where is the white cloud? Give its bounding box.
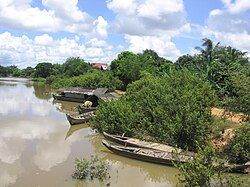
[125,35,181,60]
[0,0,108,38]
[107,0,188,60]
[107,0,188,36]
[137,0,184,20]
[93,16,108,38]
[34,34,54,46]
[202,0,250,53]
[221,0,250,14]
[0,32,114,67]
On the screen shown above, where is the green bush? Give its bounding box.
[177,146,243,187]
[93,70,216,151]
[223,72,250,119]
[52,70,122,90]
[224,124,250,164]
[72,156,109,180]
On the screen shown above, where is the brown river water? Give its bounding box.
[0,78,179,187]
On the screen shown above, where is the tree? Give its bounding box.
[34,62,53,78]
[176,39,250,101]
[110,50,173,88]
[22,67,35,77]
[110,51,140,88]
[62,57,91,77]
[93,70,216,151]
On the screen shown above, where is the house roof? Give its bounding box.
[92,63,108,69]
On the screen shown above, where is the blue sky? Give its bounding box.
[0,0,249,67]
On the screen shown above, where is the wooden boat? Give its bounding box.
[53,94,85,103]
[66,111,95,125]
[102,140,249,174]
[78,104,97,114]
[103,132,194,156]
[102,140,192,166]
[53,88,96,103]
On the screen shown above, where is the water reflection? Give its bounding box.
[0,78,182,187]
[33,83,52,100]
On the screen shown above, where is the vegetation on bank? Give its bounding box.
[224,123,250,164]
[176,145,245,187]
[93,70,215,151]
[72,156,109,181]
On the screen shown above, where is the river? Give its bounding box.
[0,78,180,187]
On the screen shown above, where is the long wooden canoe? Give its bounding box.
[102,140,192,166]
[103,132,194,156]
[66,111,95,125]
[102,140,249,174]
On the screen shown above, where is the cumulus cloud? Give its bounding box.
[0,0,107,38]
[0,32,114,67]
[202,0,250,53]
[107,0,188,60]
[107,0,188,36]
[125,35,181,60]
[221,0,250,14]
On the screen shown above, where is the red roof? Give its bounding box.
[92,63,108,70]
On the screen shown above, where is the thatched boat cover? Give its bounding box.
[57,87,95,95]
[93,88,108,96]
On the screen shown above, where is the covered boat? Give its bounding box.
[103,132,194,156]
[102,140,192,166]
[66,111,95,125]
[53,87,110,103]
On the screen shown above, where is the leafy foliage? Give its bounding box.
[224,124,250,164]
[93,70,215,151]
[34,62,53,78]
[72,156,109,180]
[177,146,243,187]
[62,57,92,77]
[176,39,250,112]
[223,72,250,118]
[52,70,122,90]
[110,50,173,88]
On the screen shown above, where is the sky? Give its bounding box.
[0,0,249,68]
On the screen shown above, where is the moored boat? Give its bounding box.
[66,111,95,125]
[102,140,249,174]
[78,104,97,114]
[103,132,194,156]
[102,140,192,166]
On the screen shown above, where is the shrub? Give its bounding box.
[93,70,216,151]
[72,156,109,180]
[177,146,243,187]
[224,124,250,164]
[224,72,250,119]
[52,70,122,90]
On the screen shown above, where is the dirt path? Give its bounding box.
[211,108,248,150]
[211,107,247,124]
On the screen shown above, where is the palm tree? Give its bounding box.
[195,38,220,63]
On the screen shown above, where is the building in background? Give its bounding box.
[92,63,108,70]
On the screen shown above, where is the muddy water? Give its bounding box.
[0,78,179,187]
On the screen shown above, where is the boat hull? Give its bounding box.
[102,140,183,166]
[53,94,85,103]
[103,132,195,156]
[66,112,95,125]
